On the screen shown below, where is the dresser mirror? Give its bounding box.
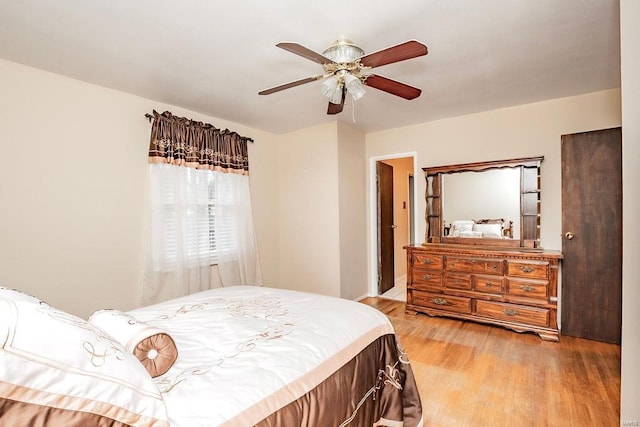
[423,156,543,248]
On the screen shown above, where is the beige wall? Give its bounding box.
[0,59,280,319]
[620,0,640,421]
[380,157,413,281]
[337,122,368,300]
[275,121,369,300]
[275,122,342,296]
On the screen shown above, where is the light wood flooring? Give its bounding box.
[361,297,621,427]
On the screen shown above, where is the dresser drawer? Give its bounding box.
[506,278,549,300]
[475,300,550,327]
[446,256,503,275]
[444,272,472,290]
[412,291,472,314]
[507,260,549,279]
[412,253,443,269]
[411,268,443,290]
[473,275,505,295]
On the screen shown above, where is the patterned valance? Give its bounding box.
[148,110,251,174]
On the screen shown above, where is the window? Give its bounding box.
[153,165,237,270]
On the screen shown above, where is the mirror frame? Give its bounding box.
[423,156,544,249]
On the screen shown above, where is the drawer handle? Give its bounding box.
[421,258,433,265]
[491,265,498,270]
[521,285,535,292]
[422,274,432,280]
[519,266,534,273]
[503,309,519,316]
[433,298,448,306]
[485,282,493,288]
[470,259,476,264]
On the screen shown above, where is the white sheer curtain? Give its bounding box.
[213,170,262,286]
[142,163,261,305]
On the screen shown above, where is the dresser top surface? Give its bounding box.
[408,243,563,260]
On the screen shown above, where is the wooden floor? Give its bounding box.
[361,297,621,427]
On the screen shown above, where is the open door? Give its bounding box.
[376,161,394,294]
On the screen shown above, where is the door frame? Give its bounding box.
[368,152,418,297]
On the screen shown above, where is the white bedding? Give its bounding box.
[126,286,395,426]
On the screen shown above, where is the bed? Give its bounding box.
[0,286,422,426]
[447,218,513,239]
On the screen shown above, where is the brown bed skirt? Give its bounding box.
[239,334,422,427]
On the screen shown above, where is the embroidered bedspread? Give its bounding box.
[127,286,422,426]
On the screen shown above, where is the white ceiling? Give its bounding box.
[0,0,620,135]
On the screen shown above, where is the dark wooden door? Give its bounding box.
[377,161,394,294]
[561,127,622,343]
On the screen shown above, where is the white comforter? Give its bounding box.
[127,286,394,426]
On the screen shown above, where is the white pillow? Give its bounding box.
[473,223,503,238]
[0,299,169,426]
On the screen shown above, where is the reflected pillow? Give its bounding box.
[473,223,503,238]
[0,299,169,426]
[89,310,178,378]
[451,220,474,233]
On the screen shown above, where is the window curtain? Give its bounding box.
[142,111,261,305]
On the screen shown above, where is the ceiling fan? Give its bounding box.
[258,37,428,115]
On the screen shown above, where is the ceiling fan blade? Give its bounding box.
[359,40,428,68]
[327,88,346,115]
[276,42,333,65]
[364,74,422,100]
[258,75,324,95]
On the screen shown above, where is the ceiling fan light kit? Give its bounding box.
[259,37,428,115]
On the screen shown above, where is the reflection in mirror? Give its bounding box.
[423,156,543,248]
[442,168,520,239]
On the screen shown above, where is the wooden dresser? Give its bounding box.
[406,244,562,341]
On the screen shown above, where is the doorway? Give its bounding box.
[373,155,415,300]
[561,127,622,344]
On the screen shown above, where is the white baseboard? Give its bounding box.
[354,293,370,301]
[355,275,406,301]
